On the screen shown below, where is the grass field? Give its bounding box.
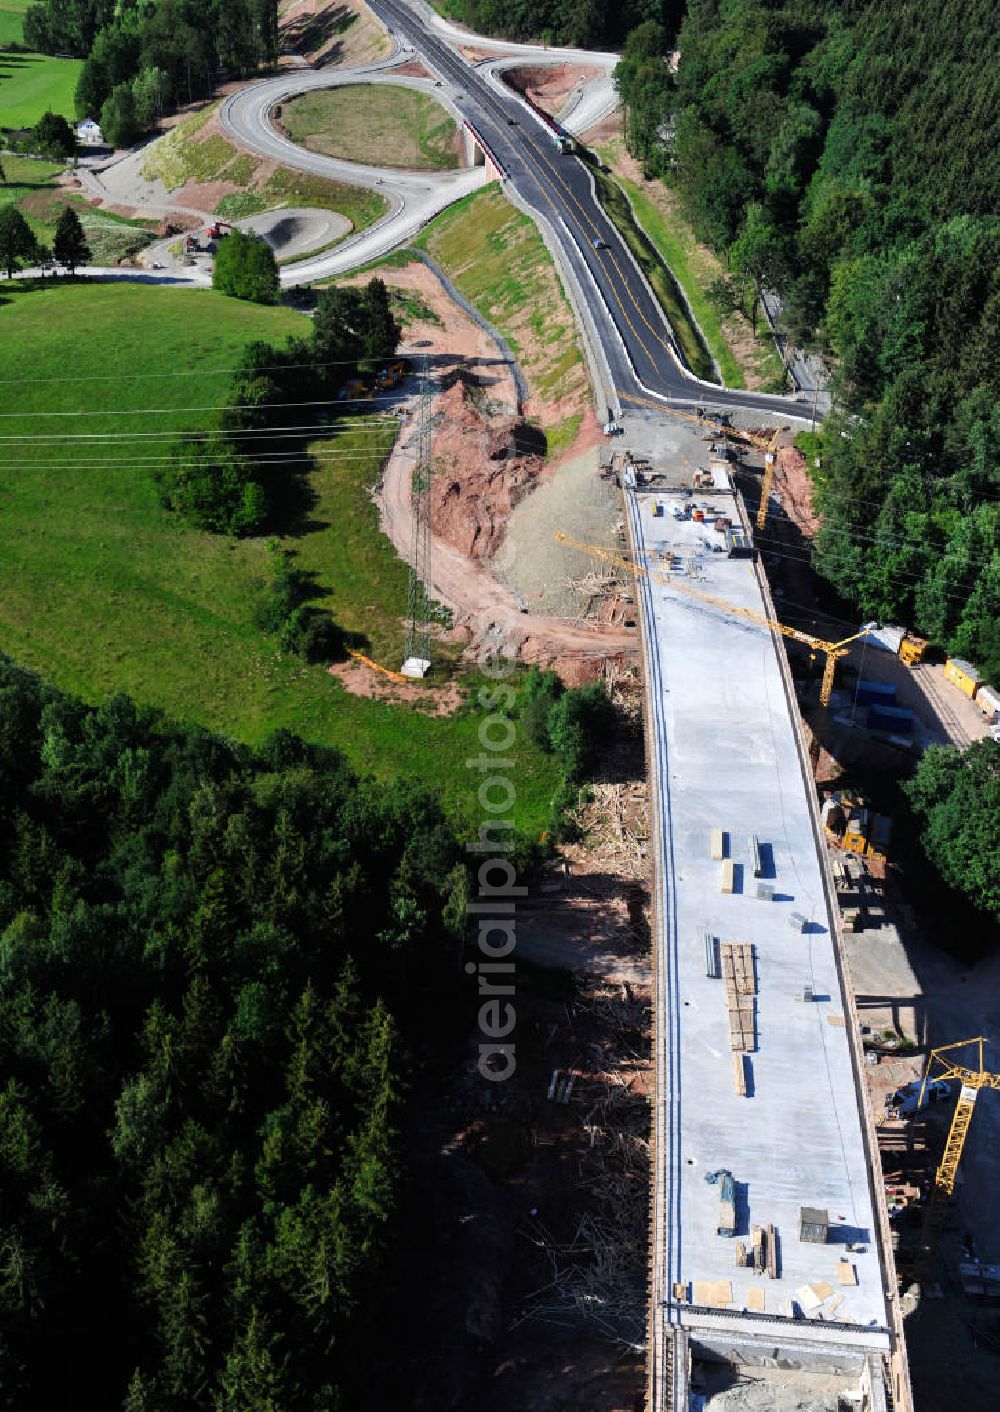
[0,0,25,47]
[0,282,562,834]
[415,186,588,415]
[0,34,82,129]
[141,104,387,233]
[281,84,460,171]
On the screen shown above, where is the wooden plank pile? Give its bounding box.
[747,1223,779,1279]
[720,941,756,1052]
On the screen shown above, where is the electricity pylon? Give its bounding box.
[403,355,432,677]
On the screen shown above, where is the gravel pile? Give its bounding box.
[493,446,621,618]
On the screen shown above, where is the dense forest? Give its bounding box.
[616,0,1000,682]
[0,652,471,1408]
[22,0,278,141]
[905,741,1000,924]
[441,0,684,52]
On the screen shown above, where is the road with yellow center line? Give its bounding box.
[371,0,810,418]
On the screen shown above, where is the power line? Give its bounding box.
[0,397,373,420]
[0,352,431,386]
[754,519,997,572]
[751,532,987,605]
[0,448,398,471]
[0,420,403,445]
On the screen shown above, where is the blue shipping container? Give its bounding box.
[856,678,897,707]
[868,704,914,734]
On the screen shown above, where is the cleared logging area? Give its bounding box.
[280,84,461,171]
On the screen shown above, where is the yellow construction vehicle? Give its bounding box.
[912,1039,1000,1274]
[898,633,928,666]
[553,529,874,707]
[375,360,408,392]
[820,790,891,862]
[345,649,411,685]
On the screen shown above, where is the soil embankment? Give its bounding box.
[502,62,603,122]
[430,372,544,559]
[336,255,634,681]
[280,0,390,68]
[773,442,821,538]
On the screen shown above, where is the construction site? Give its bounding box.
[563,415,896,1411]
[323,259,996,1410]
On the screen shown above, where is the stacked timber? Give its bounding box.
[720,941,756,1052]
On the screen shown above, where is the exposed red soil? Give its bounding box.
[327,659,463,711]
[391,58,433,79]
[431,373,544,559]
[280,0,389,67]
[380,420,635,683]
[502,63,602,122]
[774,443,821,539]
[580,110,620,148]
[458,46,496,64]
[338,260,632,685]
[159,113,278,218]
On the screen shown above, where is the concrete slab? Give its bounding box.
[630,473,891,1357]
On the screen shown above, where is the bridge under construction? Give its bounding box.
[619,422,911,1411]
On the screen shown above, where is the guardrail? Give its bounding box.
[462,119,507,179]
[400,246,527,411]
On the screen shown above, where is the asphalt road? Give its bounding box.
[219,64,490,279]
[370,0,810,418]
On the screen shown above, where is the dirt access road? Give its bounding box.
[378,423,635,676]
[345,256,636,678]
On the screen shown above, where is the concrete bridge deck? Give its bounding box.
[621,431,903,1406]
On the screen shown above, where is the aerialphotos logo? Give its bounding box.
[465,638,521,1081]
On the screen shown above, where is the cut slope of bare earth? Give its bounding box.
[337,259,634,680]
[774,442,821,538]
[502,63,603,121]
[280,0,390,67]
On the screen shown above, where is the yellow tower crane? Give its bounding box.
[756,428,784,531]
[914,1038,1000,1272]
[613,390,783,458]
[553,530,874,706]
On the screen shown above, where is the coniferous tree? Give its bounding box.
[53,207,91,273]
[0,207,37,279]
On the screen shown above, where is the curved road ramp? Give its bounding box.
[239,207,351,259]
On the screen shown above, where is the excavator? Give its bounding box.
[820,790,892,862]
